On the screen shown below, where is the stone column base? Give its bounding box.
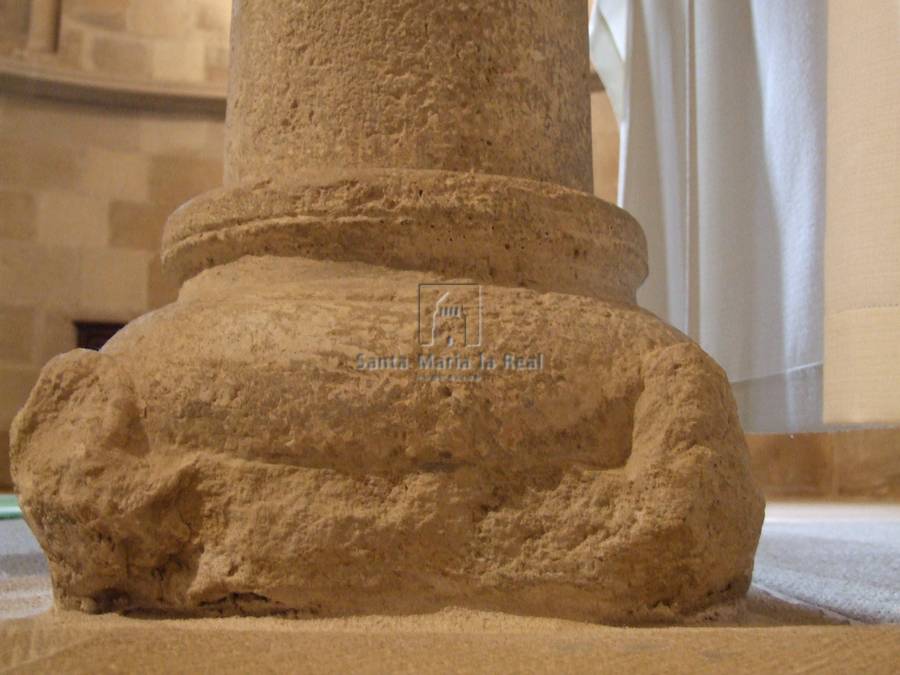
[11,256,763,622]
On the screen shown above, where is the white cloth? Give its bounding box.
[591,0,827,433]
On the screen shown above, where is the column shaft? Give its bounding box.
[226,0,593,192]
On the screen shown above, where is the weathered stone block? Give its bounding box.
[145,255,178,309]
[0,305,36,363]
[78,248,150,318]
[147,155,221,208]
[0,242,81,310]
[12,257,763,621]
[36,191,109,247]
[0,190,37,241]
[0,137,81,191]
[1,365,38,428]
[746,433,834,498]
[57,26,86,69]
[108,200,168,251]
[0,0,29,43]
[138,117,224,156]
[204,44,229,86]
[80,148,149,201]
[0,95,143,155]
[36,310,77,366]
[90,35,152,80]
[151,39,206,84]
[833,429,900,498]
[125,1,190,39]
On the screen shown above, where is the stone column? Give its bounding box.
[26,0,61,53]
[163,0,646,304]
[12,0,764,622]
[225,0,593,191]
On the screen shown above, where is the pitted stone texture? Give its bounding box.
[226,0,594,192]
[162,169,648,302]
[11,257,764,622]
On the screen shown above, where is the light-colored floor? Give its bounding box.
[754,502,900,623]
[1,502,899,673]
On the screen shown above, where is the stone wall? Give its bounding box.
[57,0,230,85]
[0,90,224,486]
[1,0,229,87]
[747,429,900,500]
[0,1,29,50]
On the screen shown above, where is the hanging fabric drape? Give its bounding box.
[591,0,828,433]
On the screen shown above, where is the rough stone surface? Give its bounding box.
[12,257,763,621]
[225,0,594,191]
[162,169,648,303]
[10,0,765,622]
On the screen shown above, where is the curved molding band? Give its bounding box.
[163,169,648,303]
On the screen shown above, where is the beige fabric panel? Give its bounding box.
[824,0,900,424]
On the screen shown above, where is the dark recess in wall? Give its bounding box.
[74,321,124,351]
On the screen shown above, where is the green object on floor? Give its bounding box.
[0,494,22,520]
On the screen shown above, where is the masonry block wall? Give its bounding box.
[0,93,224,486]
[0,0,30,50]
[57,0,230,85]
[0,0,233,486]
[1,0,230,86]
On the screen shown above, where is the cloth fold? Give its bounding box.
[590,0,827,433]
